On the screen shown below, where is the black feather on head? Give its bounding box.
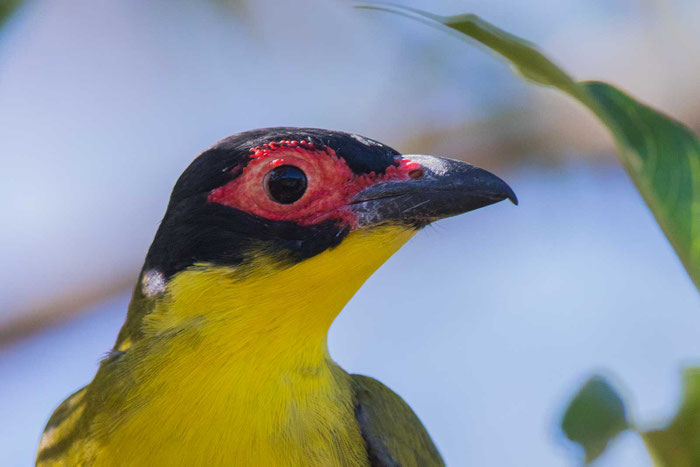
[144,127,402,279]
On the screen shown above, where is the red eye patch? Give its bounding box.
[208,140,421,228]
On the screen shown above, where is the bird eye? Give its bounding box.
[264,165,308,204]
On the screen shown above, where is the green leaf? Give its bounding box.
[562,369,700,464]
[357,3,700,290]
[443,14,581,97]
[0,0,22,27]
[643,368,700,467]
[561,376,630,463]
[582,82,700,288]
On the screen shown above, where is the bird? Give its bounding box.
[36,127,516,466]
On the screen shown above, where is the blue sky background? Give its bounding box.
[2,1,700,465]
[4,167,700,466]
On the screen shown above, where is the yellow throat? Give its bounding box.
[51,227,415,466]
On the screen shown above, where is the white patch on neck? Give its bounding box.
[141,269,166,297]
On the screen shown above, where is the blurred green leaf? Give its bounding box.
[581,82,700,292]
[443,14,583,98]
[643,368,700,467]
[563,368,700,465]
[357,3,700,290]
[561,376,629,463]
[0,0,22,27]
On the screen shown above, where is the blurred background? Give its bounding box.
[2,0,700,465]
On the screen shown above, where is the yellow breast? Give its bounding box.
[39,227,415,466]
[96,343,368,466]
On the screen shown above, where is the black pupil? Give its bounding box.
[265,165,308,204]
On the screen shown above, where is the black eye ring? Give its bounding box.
[264,165,308,204]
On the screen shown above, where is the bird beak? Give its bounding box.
[349,155,517,228]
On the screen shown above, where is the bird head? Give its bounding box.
[119,128,516,348]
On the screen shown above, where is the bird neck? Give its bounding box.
[85,227,415,465]
[135,226,416,369]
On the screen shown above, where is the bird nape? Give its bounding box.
[37,127,516,466]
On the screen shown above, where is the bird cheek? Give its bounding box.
[296,205,359,228]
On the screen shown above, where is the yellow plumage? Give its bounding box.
[38,127,514,466]
[38,228,417,466]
